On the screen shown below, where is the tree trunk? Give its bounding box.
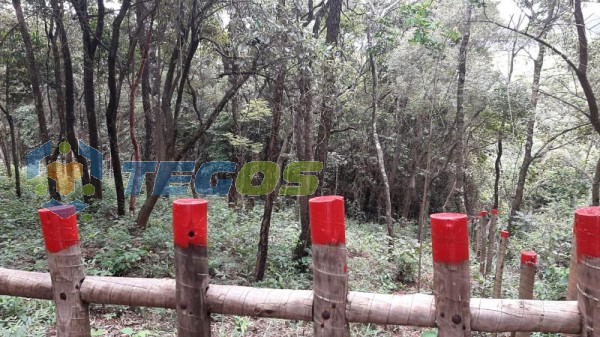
[72,0,104,200]
[292,55,314,263]
[314,0,342,195]
[493,135,502,210]
[105,0,132,216]
[138,2,159,195]
[0,105,19,197]
[1,61,20,197]
[294,0,341,262]
[0,133,11,177]
[367,22,393,243]
[573,0,600,202]
[12,0,49,144]
[592,156,600,206]
[508,44,545,232]
[128,17,153,215]
[445,2,471,214]
[52,0,92,200]
[255,0,286,278]
[12,0,59,199]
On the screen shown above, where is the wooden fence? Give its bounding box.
[0,196,598,337]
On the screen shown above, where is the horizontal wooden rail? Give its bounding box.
[0,267,581,334]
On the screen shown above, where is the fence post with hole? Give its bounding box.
[38,205,91,337]
[173,199,211,336]
[431,213,471,337]
[574,207,600,337]
[310,196,350,337]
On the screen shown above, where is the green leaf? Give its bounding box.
[121,327,134,335]
[422,330,438,337]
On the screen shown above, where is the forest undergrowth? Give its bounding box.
[0,172,573,336]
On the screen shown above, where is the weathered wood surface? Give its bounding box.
[434,261,471,337]
[175,245,210,336]
[0,268,583,333]
[47,245,91,337]
[479,213,489,273]
[312,244,349,337]
[514,262,536,337]
[485,212,498,276]
[492,232,508,299]
[578,256,600,337]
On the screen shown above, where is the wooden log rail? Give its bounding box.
[0,267,582,333]
[2,198,600,336]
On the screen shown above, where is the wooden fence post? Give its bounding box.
[574,207,600,337]
[478,211,488,274]
[514,251,537,337]
[485,209,498,276]
[310,196,349,337]
[38,205,91,337]
[173,199,210,336]
[492,230,509,299]
[431,213,471,337]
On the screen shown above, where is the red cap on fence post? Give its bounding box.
[430,213,469,264]
[501,230,509,239]
[520,251,538,266]
[479,211,488,218]
[574,207,600,261]
[38,205,79,253]
[309,195,345,246]
[173,199,208,248]
[491,209,499,216]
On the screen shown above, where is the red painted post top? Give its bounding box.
[309,195,345,245]
[501,230,509,239]
[173,199,208,248]
[574,207,600,260]
[479,211,488,218]
[430,213,469,264]
[491,209,499,216]
[520,251,538,266]
[38,205,79,253]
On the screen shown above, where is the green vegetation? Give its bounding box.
[0,169,577,336]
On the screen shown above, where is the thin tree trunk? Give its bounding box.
[292,55,314,263]
[128,17,153,215]
[52,0,92,199]
[508,44,545,232]
[138,2,158,195]
[445,2,471,214]
[294,0,341,261]
[254,69,285,280]
[573,0,600,135]
[314,0,342,195]
[1,61,19,197]
[0,133,11,177]
[12,0,58,200]
[367,22,393,243]
[0,105,19,197]
[592,156,600,206]
[12,0,49,144]
[72,0,104,200]
[255,0,286,279]
[493,135,502,210]
[105,0,132,216]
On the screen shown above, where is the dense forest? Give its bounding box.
[1,0,599,335]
